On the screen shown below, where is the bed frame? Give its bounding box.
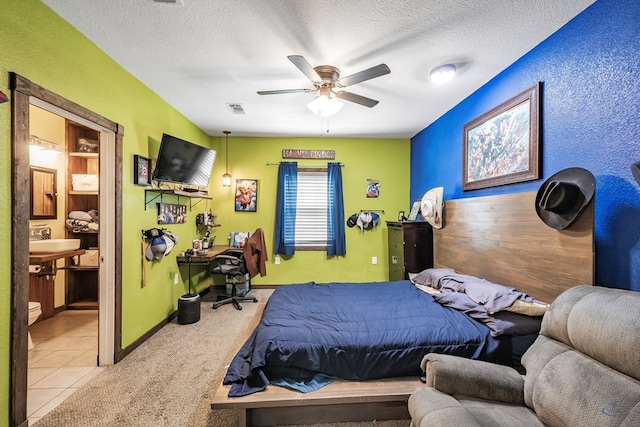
[434,191,594,303]
[211,191,595,426]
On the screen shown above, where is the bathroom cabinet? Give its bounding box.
[65,121,100,309]
[29,261,56,321]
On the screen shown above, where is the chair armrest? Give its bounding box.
[213,255,241,261]
[422,353,524,404]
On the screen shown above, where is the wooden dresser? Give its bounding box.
[387,221,433,281]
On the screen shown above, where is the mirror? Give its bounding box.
[30,166,57,219]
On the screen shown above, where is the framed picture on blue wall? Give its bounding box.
[462,83,540,191]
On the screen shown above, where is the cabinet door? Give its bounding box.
[388,225,405,281]
[403,223,433,276]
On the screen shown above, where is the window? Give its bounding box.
[295,169,327,249]
[274,162,345,256]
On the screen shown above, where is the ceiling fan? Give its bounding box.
[258,55,391,116]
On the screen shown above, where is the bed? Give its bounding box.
[211,191,595,426]
[224,277,544,397]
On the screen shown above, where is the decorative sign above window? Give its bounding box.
[282,149,335,160]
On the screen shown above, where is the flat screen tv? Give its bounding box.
[152,133,216,188]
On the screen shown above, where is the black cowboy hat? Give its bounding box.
[535,167,595,230]
[631,160,640,186]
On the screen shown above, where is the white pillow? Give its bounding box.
[504,299,549,316]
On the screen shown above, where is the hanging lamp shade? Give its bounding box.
[222,131,231,187]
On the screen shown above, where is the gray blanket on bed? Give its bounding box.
[410,269,544,337]
[439,273,537,313]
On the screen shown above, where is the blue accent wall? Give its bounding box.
[410,0,640,291]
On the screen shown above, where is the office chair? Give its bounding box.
[210,249,258,310]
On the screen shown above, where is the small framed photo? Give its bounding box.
[235,179,257,212]
[158,202,187,224]
[407,200,421,221]
[134,155,151,186]
[397,211,405,221]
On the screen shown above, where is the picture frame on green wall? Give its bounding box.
[235,179,257,212]
[133,155,151,186]
[462,83,540,191]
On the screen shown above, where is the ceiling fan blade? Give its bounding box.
[338,64,391,87]
[336,91,379,108]
[287,55,322,82]
[257,88,314,95]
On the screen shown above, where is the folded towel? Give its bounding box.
[69,211,93,222]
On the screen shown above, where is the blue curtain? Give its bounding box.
[274,162,297,255]
[327,162,346,256]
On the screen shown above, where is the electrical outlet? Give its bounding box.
[372,256,378,265]
[174,273,179,285]
[275,255,281,265]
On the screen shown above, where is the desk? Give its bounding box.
[175,245,234,265]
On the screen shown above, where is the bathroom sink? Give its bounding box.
[29,239,81,254]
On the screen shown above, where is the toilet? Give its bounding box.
[28,302,42,350]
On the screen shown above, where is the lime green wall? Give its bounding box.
[0,2,409,424]
[1,1,212,423]
[210,136,409,285]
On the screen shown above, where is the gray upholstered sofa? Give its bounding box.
[408,285,640,426]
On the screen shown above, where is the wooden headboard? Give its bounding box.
[433,191,594,303]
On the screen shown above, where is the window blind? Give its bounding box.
[295,170,327,247]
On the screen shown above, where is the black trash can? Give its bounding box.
[178,293,201,324]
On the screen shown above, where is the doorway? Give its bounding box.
[10,73,123,426]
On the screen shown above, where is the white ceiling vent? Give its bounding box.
[152,0,184,5]
[226,103,246,115]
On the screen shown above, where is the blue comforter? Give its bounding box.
[223,281,503,396]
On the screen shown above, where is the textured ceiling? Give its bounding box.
[41,0,594,138]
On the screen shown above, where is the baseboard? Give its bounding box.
[120,316,168,359]
[120,287,213,359]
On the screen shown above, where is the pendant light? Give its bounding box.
[222,131,232,187]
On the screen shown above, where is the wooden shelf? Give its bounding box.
[69,152,99,158]
[69,190,99,196]
[66,121,100,309]
[145,189,211,210]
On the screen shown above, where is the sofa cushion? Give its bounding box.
[408,388,544,427]
[540,285,640,381]
[524,338,640,426]
[522,285,640,426]
[409,387,483,427]
[459,397,545,427]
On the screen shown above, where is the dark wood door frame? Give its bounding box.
[10,73,124,427]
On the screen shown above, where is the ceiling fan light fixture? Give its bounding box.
[307,93,343,117]
[430,64,456,84]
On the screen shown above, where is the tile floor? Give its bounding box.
[27,310,105,426]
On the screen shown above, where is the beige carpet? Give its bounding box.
[35,289,410,427]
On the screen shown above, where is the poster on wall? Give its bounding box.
[235,179,257,212]
[366,179,380,198]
